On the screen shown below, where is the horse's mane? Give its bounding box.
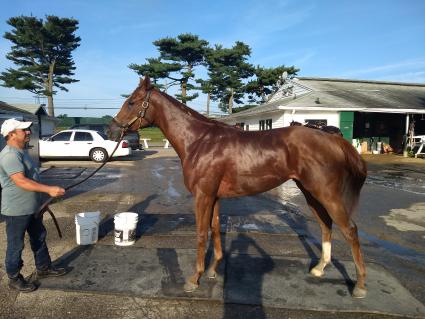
[157,89,237,130]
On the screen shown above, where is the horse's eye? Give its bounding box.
[128,101,134,109]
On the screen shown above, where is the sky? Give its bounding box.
[0,0,424,117]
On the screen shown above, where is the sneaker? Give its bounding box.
[36,266,67,278]
[8,274,37,292]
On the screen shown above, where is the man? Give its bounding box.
[0,118,66,292]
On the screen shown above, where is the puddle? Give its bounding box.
[167,179,181,198]
[359,230,425,265]
[366,175,425,194]
[152,165,165,178]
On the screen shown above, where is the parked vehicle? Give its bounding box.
[120,131,142,150]
[70,124,142,150]
[39,129,131,162]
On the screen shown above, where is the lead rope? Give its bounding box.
[35,128,127,238]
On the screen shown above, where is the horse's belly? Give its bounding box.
[217,175,288,197]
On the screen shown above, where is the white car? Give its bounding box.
[39,129,131,162]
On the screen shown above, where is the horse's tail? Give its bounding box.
[337,138,367,216]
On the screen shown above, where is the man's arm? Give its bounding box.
[10,172,65,197]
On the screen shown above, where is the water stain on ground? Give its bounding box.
[380,203,425,237]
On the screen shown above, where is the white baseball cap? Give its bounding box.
[1,118,32,137]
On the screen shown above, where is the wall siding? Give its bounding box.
[222,110,340,131]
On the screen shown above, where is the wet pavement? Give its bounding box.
[0,150,424,318]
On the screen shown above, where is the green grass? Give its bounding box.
[138,127,165,143]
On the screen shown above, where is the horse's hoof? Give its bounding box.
[310,267,324,277]
[352,286,367,298]
[206,269,217,279]
[183,281,199,293]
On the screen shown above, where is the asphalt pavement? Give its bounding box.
[0,149,424,319]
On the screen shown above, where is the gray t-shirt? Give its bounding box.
[0,145,41,216]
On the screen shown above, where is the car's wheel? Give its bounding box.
[90,148,108,162]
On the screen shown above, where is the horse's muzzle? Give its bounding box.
[108,121,122,141]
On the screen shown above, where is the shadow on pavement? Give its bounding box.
[223,233,274,319]
[266,194,356,294]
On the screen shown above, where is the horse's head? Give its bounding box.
[109,76,155,141]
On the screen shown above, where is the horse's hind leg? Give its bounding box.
[206,199,223,279]
[323,201,367,298]
[297,183,333,277]
[308,205,333,277]
[184,192,215,292]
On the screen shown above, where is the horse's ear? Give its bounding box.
[139,76,151,90]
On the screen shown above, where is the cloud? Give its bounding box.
[341,58,425,79]
[376,71,425,83]
[208,1,315,50]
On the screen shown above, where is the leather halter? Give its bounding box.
[112,88,153,132]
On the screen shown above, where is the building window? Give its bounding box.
[245,124,250,131]
[259,120,265,130]
[266,119,272,130]
[260,119,272,130]
[305,119,327,128]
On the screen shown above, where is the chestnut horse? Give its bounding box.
[109,77,368,298]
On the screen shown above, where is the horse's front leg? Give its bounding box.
[206,199,223,279]
[184,192,215,292]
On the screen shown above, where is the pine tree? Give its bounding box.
[196,78,215,116]
[206,42,254,114]
[0,15,81,116]
[245,65,299,103]
[129,33,209,103]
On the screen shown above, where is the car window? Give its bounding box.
[97,132,108,140]
[51,132,72,141]
[74,132,94,141]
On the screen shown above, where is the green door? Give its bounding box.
[340,111,354,142]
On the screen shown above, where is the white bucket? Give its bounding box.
[75,211,101,245]
[114,212,138,246]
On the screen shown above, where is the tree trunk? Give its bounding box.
[181,82,187,102]
[47,61,56,116]
[180,65,192,103]
[228,88,234,114]
[47,95,54,117]
[260,85,266,102]
[206,92,210,117]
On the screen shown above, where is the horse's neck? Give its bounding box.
[152,93,210,161]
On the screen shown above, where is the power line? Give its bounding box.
[54,107,121,109]
[0,96,124,99]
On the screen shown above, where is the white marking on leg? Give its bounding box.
[310,241,331,277]
[322,241,331,264]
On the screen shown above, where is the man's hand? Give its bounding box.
[48,186,65,197]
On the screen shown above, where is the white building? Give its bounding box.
[220,77,425,152]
